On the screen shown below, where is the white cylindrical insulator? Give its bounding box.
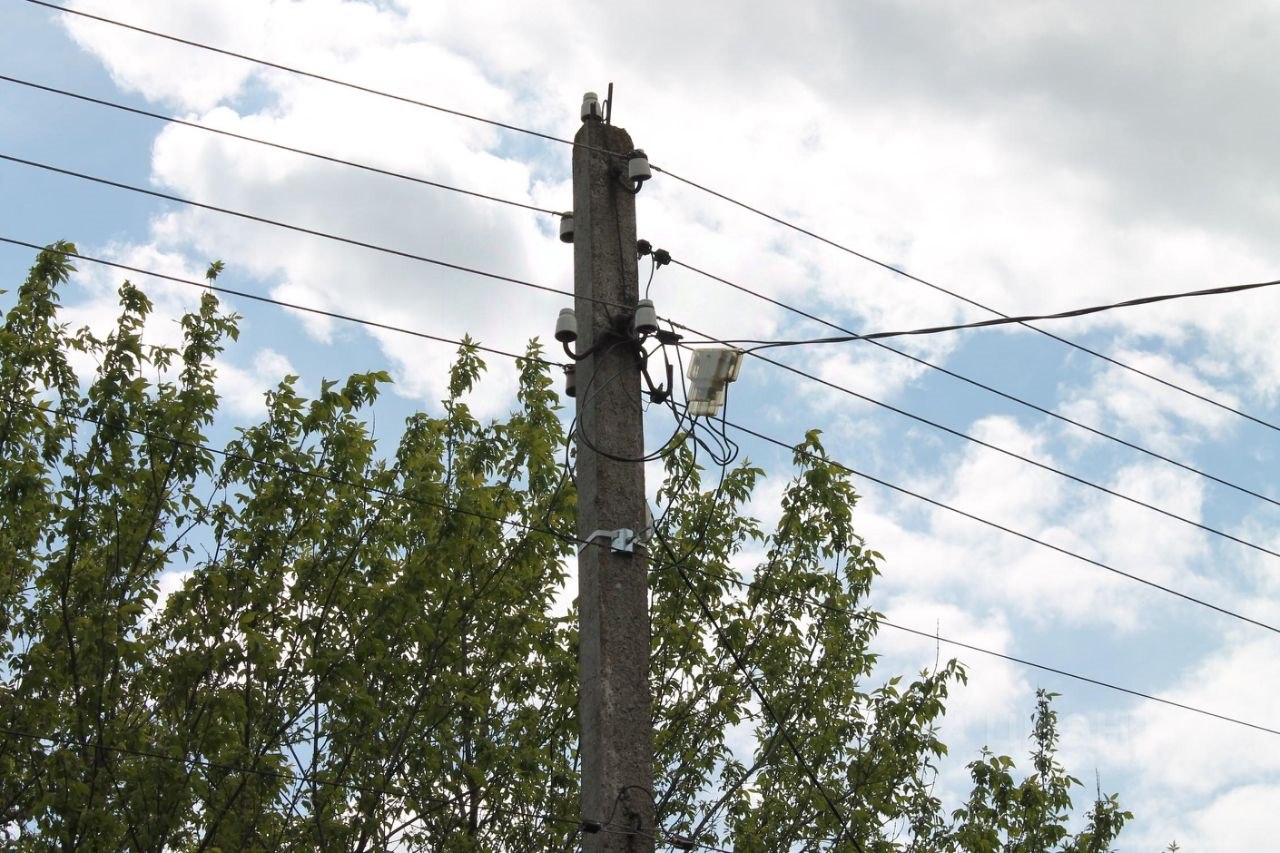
[555,307,578,343]
[564,364,577,397]
[633,299,658,336]
[627,149,651,183]
[581,92,601,121]
[559,212,574,244]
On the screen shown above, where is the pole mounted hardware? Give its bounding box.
[578,528,639,555]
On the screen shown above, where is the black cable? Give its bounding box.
[0,237,563,370]
[0,74,561,218]
[649,165,1280,435]
[668,255,1280,510]
[685,275,1280,351]
[672,322,1280,563]
[712,411,1280,636]
[20,0,624,162]
[4,398,1274,740]
[0,153,633,313]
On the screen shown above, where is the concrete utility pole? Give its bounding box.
[571,93,655,852]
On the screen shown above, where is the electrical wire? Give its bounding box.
[708,410,1280,636]
[665,255,1280,511]
[670,321,1280,563]
[19,0,626,162]
[0,237,563,370]
[0,74,561,218]
[0,153,634,313]
[23,0,1277,436]
[3,397,1274,739]
[648,164,1280,435]
[681,276,1280,352]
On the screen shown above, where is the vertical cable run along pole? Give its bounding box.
[572,94,655,851]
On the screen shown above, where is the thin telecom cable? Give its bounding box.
[0,237,563,370]
[0,152,630,313]
[710,411,1280,636]
[0,74,561,218]
[669,317,1280,562]
[5,395,1276,737]
[649,164,1280,435]
[665,254,1280,510]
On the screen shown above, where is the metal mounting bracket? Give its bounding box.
[579,528,636,555]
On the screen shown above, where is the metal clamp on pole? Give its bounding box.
[579,528,637,555]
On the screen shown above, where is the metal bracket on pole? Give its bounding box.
[579,528,637,555]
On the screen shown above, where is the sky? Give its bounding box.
[2,0,1279,848]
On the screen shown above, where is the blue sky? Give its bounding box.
[3,1,1280,848]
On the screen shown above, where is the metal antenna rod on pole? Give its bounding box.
[572,91,655,852]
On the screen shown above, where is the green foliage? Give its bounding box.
[0,246,1127,850]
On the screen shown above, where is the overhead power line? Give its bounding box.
[0,153,628,311]
[0,74,561,218]
[6,150,1273,560]
[669,560,1280,739]
[713,412,1280,637]
[5,394,1276,734]
[666,255,1280,510]
[20,0,623,159]
[0,237,561,369]
[25,0,1277,434]
[650,165,1280,435]
[670,318,1280,563]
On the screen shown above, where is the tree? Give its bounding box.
[0,245,1129,850]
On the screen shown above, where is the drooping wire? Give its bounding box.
[664,254,1280,510]
[677,275,1280,352]
[0,74,561,217]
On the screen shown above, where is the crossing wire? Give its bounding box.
[2,393,1276,733]
[5,149,1270,562]
[24,0,1276,434]
[664,254,1280,510]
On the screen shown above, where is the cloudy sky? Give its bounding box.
[3,0,1279,847]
